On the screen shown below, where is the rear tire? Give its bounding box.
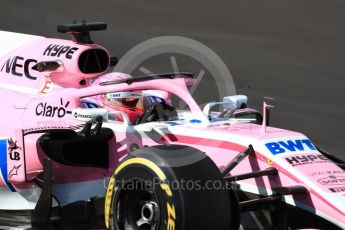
[105,145,235,229]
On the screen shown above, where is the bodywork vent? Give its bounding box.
[78,49,109,74]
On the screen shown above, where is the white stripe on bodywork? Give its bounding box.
[0,31,43,58]
[0,82,38,95]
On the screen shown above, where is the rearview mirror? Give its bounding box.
[223,95,248,110]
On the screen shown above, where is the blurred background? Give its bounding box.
[0,0,344,159]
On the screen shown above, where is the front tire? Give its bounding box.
[105,145,235,230]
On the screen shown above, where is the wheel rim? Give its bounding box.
[114,179,160,230]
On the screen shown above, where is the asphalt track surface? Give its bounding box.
[0,1,345,229]
[1,0,344,159]
[1,0,345,219]
[1,0,344,158]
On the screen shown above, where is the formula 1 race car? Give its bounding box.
[0,22,345,230]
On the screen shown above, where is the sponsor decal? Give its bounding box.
[38,79,54,95]
[0,56,38,80]
[266,138,316,155]
[308,170,345,177]
[329,187,345,193]
[8,164,21,179]
[74,112,93,119]
[7,138,21,161]
[36,98,72,118]
[43,44,79,59]
[318,175,345,185]
[285,154,330,166]
[284,152,344,194]
[107,92,142,99]
[167,202,176,230]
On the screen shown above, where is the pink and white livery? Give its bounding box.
[0,22,344,230]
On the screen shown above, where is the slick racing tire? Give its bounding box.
[105,145,233,230]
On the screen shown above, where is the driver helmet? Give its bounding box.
[89,73,170,122]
